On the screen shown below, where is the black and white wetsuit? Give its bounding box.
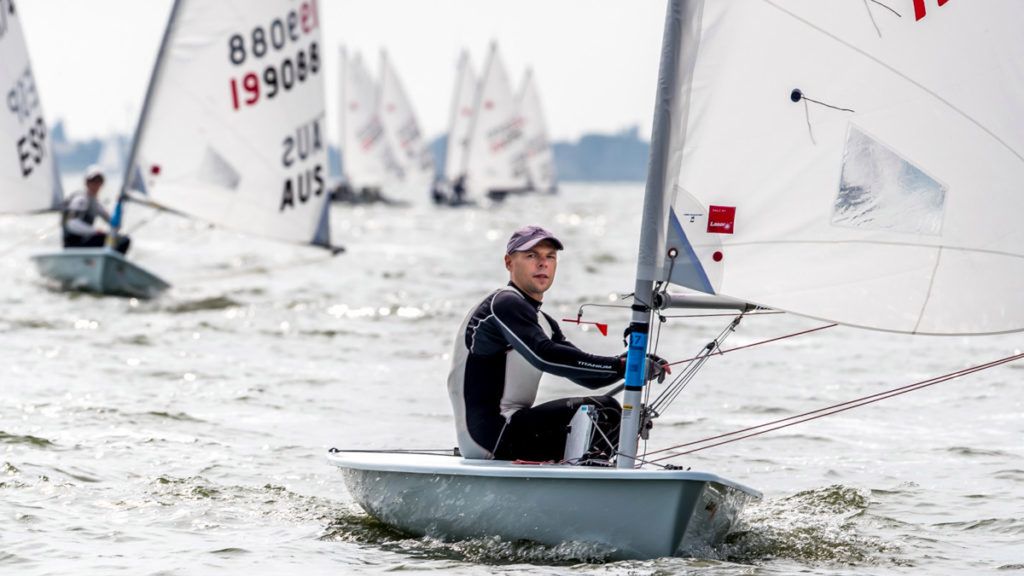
[61,192,130,254]
[447,283,624,460]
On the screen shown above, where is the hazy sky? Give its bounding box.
[18,0,667,143]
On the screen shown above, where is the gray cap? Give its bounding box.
[506,225,564,254]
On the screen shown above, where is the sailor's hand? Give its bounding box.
[645,354,671,383]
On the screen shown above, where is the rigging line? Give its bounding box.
[862,0,882,38]
[802,99,817,145]
[649,317,741,413]
[647,350,1024,460]
[801,94,856,113]
[666,323,837,368]
[124,209,165,235]
[649,353,714,414]
[868,0,901,18]
[328,448,458,455]
[764,0,1024,166]
[662,311,784,319]
[710,239,1024,262]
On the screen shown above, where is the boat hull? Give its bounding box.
[329,451,760,559]
[31,248,170,299]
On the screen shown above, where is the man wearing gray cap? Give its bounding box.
[61,166,130,254]
[447,225,668,462]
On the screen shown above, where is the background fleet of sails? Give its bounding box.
[1,1,556,262]
[339,42,556,206]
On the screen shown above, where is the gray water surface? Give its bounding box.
[1,184,1022,575]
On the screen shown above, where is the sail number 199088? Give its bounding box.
[226,2,320,112]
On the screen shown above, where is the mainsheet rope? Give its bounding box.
[645,350,1024,462]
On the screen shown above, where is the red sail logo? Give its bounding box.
[707,205,736,234]
[914,0,950,21]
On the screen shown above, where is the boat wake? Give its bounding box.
[720,484,906,566]
[320,509,617,564]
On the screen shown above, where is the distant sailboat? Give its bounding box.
[33,0,337,298]
[377,50,434,200]
[461,42,530,201]
[332,0,1024,558]
[336,47,404,204]
[437,50,478,206]
[443,51,477,181]
[516,68,557,194]
[0,2,62,214]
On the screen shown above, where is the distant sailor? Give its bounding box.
[61,166,130,254]
[447,225,669,462]
[451,174,467,204]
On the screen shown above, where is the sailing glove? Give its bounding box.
[646,354,671,383]
[616,353,672,383]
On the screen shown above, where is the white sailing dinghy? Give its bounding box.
[437,49,478,206]
[337,47,404,204]
[332,0,1024,559]
[377,50,435,202]
[0,0,62,216]
[459,42,530,202]
[34,0,337,298]
[516,68,557,194]
[2,2,163,298]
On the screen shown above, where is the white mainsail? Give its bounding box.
[443,50,477,180]
[128,0,332,247]
[462,42,528,196]
[516,68,556,192]
[646,0,1024,335]
[0,1,61,213]
[377,50,434,188]
[339,47,401,189]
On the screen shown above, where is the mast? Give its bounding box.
[109,0,183,241]
[617,0,686,468]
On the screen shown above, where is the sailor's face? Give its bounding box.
[505,241,559,300]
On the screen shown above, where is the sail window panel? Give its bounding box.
[832,125,947,237]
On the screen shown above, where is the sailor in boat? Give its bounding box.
[451,174,467,205]
[447,225,669,462]
[60,166,130,254]
[430,175,448,205]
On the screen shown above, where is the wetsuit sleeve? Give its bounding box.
[490,291,624,388]
[545,312,625,388]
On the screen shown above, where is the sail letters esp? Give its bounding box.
[914,0,951,21]
[6,66,46,178]
[280,117,325,211]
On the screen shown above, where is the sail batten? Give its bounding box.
[650,0,1024,335]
